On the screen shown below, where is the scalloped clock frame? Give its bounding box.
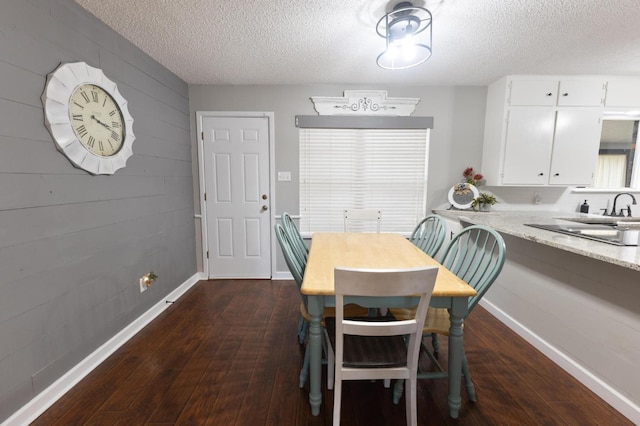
[41,62,135,175]
[310,90,419,116]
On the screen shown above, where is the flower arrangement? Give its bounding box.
[462,167,485,186]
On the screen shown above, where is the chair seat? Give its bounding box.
[388,307,460,335]
[423,308,452,335]
[325,317,408,368]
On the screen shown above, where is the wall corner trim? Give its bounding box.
[2,272,206,426]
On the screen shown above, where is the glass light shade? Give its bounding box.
[376,43,431,70]
[375,2,432,70]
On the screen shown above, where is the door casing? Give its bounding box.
[196,111,276,278]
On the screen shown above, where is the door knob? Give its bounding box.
[262,194,268,200]
[261,205,269,211]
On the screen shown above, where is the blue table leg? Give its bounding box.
[307,296,323,416]
[447,298,467,419]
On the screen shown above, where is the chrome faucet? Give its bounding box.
[609,192,637,216]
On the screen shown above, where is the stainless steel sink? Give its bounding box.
[525,223,640,246]
[560,217,640,226]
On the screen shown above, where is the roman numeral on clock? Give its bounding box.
[76,125,88,138]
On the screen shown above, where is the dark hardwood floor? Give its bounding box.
[33,280,631,425]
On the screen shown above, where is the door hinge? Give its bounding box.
[204,192,206,201]
[206,250,209,259]
[201,131,204,140]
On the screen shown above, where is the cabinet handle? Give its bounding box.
[562,93,568,96]
[546,93,553,96]
[554,173,560,176]
[538,173,544,176]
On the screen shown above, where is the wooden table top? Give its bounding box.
[301,233,477,298]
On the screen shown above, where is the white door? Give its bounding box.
[202,115,271,278]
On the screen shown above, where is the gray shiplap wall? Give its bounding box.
[0,0,195,421]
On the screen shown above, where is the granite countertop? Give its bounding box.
[433,209,640,272]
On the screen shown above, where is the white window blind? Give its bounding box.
[299,128,429,234]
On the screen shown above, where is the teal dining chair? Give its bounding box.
[281,213,311,344]
[409,214,447,257]
[274,223,308,341]
[282,212,308,265]
[273,224,368,388]
[391,224,506,404]
[377,215,445,320]
[274,223,317,388]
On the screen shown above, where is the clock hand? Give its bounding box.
[90,115,112,130]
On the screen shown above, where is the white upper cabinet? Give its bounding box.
[508,80,558,106]
[548,109,603,185]
[604,77,640,107]
[508,79,605,107]
[501,109,555,185]
[557,80,606,107]
[482,76,605,186]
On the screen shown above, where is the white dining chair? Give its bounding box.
[325,266,438,426]
[343,208,382,233]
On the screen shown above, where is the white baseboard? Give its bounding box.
[272,271,293,280]
[2,272,205,426]
[480,298,640,425]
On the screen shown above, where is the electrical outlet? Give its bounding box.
[533,193,542,204]
[139,277,148,293]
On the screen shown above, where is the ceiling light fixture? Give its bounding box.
[376,1,432,70]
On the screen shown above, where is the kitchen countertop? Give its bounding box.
[433,209,640,272]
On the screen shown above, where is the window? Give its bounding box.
[595,117,640,188]
[299,127,429,234]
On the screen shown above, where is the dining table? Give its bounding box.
[301,232,477,418]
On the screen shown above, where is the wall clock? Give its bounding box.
[448,183,479,210]
[41,62,135,175]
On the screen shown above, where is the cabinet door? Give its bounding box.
[557,80,604,106]
[605,77,640,107]
[502,109,556,185]
[509,80,558,106]
[549,110,602,185]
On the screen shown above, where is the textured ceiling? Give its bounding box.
[74,0,640,86]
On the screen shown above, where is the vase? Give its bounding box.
[479,204,491,212]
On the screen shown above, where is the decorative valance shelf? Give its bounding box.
[310,90,419,116]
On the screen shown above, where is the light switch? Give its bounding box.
[278,171,291,181]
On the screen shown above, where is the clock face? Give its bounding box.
[69,84,125,157]
[42,62,135,175]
